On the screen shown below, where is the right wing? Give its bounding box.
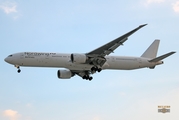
[70,24,148,80]
[86,24,147,66]
[87,24,147,57]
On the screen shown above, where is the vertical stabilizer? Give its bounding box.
[141,40,160,58]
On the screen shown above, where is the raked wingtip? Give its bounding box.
[139,24,148,28]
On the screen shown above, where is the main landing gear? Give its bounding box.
[82,75,93,81]
[91,66,102,72]
[82,66,102,81]
[15,65,21,73]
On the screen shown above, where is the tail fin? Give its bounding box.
[141,40,160,58]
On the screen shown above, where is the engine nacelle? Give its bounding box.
[57,69,73,79]
[71,53,87,63]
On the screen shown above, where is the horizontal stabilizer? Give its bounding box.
[149,52,176,62]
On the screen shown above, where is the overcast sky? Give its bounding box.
[0,0,179,120]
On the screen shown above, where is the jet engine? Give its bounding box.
[71,53,87,63]
[57,69,73,79]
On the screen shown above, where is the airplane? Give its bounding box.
[4,24,176,81]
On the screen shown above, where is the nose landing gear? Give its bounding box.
[15,65,21,73]
[17,69,21,73]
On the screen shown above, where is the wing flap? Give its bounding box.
[103,37,127,55]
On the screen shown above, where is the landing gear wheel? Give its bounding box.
[17,69,21,73]
[97,68,102,72]
[82,75,89,80]
[89,77,93,81]
[91,66,102,72]
[82,75,93,81]
[91,67,96,71]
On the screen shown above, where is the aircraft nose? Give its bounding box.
[4,57,8,62]
[4,57,11,63]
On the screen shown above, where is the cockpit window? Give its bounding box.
[8,55,13,57]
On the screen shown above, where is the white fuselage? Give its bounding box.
[5,52,162,70]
